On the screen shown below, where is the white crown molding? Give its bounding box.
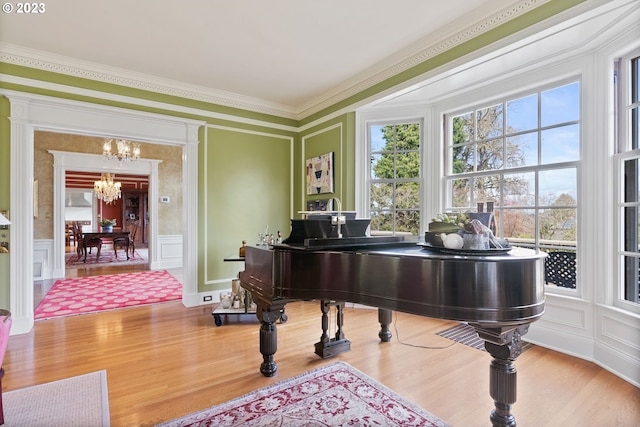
[0,0,571,121]
[0,42,299,121]
[296,0,555,118]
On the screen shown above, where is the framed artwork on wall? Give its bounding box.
[306,152,334,195]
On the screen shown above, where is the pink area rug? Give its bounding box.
[65,247,148,268]
[157,361,449,427]
[35,270,182,320]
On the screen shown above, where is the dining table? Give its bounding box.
[80,230,130,262]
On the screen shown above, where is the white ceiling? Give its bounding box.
[1,0,554,118]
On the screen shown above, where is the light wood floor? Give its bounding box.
[11,267,640,426]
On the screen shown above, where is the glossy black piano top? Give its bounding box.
[274,236,540,262]
[240,239,546,327]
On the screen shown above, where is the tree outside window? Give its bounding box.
[369,123,421,235]
[446,81,580,289]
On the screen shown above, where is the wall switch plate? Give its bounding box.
[203,295,213,302]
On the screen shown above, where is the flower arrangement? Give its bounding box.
[99,218,117,227]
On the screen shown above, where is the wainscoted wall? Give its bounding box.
[33,239,51,280]
[34,235,183,280]
[155,234,183,270]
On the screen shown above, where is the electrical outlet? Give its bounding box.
[203,295,213,302]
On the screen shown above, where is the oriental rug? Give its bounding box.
[156,361,449,427]
[437,323,533,353]
[65,247,148,269]
[3,370,110,427]
[35,269,182,320]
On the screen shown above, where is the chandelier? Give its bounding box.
[102,138,140,162]
[94,173,122,205]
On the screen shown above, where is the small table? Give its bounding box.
[80,231,130,262]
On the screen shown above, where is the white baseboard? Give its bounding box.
[593,341,640,388]
[527,318,640,388]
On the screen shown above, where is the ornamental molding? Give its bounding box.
[0,46,298,120]
[0,0,551,121]
[299,0,553,117]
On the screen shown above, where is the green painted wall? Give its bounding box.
[297,113,356,211]
[199,125,293,292]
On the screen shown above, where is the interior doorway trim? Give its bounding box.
[3,89,204,334]
[49,150,161,278]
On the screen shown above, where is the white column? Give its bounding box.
[8,96,35,334]
[181,124,200,305]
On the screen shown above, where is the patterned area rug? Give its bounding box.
[35,270,182,320]
[3,370,110,427]
[65,247,148,268]
[157,361,449,427]
[437,323,533,352]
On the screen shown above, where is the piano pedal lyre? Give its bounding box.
[314,300,351,358]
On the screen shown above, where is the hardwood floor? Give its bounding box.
[13,266,640,426]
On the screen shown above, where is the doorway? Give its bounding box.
[63,171,151,276]
[5,93,203,334]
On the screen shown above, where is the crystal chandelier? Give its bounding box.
[103,138,140,162]
[94,173,122,205]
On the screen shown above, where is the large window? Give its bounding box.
[367,122,421,235]
[444,81,580,289]
[617,51,640,305]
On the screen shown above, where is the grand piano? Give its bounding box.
[239,214,546,427]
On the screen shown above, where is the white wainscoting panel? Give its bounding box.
[525,293,595,363]
[155,234,183,270]
[33,239,54,280]
[34,235,183,278]
[593,304,640,387]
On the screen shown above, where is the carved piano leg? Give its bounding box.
[256,303,286,377]
[476,325,528,427]
[335,301,345,341]
[378,308,393,342]
[315,300,351,358]
[318,300,330,346]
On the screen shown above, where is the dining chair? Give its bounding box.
[77,225,102,262]
[113,220,138,260]
[65,222,73,247]
[72,222,85,256]
[0,309,12,425]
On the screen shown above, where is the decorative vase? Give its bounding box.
[102,225,113,232]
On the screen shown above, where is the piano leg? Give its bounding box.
[476,325,528,427]
[256,302,286,377]
[314,301,351,358]
[378,308,393,342]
